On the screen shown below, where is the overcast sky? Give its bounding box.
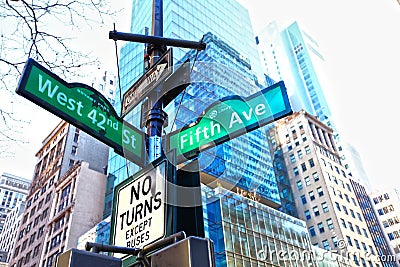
[1,0,399,191]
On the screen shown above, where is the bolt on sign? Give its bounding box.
[16,58,145,166]
[110,157,172,259]
[166,81,292,164]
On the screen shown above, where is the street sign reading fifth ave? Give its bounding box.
[16,58,145,167]
[167,81,292,164]
[111,157,171,258]
[121,48,173,117]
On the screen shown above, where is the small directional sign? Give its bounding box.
[166,81,292,164]
[16,58,145,167]
[121,48,173,117]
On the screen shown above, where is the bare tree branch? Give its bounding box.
[0,0,117,156]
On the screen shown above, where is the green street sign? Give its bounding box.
[166,81,292,163]
[16,58,145,167]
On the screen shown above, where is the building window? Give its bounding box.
[313,206,320,216]
[69,159,75,167]
[304,177,311,186]
[357,213,363,222]
[293,167,299,176]
[301,163,307,172]
[348,222,354,232]
[322,239,330,250]
[327,219,334,229]
[317,187,324,197]
[369,245,375,255]
[301,195,307,204]
[45,192,52,203]
[312,172,319,181]
[14,246,20,257]
[346,236,353,247]
[356,225,362,235]
[332,236,338,247]
[309,191,315,201]
[335,202,341,211]
[309,158,315,168]
[297,181,303,190]
[363,228,369,238]
[304,210,311,220]
[290,154,296,163]
[305,145,311,154]
[71,146,77,156]
[318,223,325,233]
[350,209,355,218]
[342,205,348,215]
[309,226,316,237]
[322,202,329,213]
[340,218,346,228]
[354,239,360,249]
[346,183,352,192]
[297,150,303,159]
[33,244,40,258]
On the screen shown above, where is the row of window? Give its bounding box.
[373,193,390,204]
[335,202,363,221]
[14,225,45,259]
[19,208,49,241]
[309,218,334,237]
[296,172,320,190]
[300,187,324,204]
[377,204,395,215]
[382,216,400,227]
[23,192,52,224]
[293,158,316,176]
[289,145,311,163]
[327,172,352,192]
[304,202,329,219]
[27,181,53,209]
[330,186,357,206]
[11,243,40,267]
[388,230,400,240]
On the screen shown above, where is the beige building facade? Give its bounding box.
[371,188,400,264]
[10,121,109,267]
[40,161,106,267]
[269,110,383,266]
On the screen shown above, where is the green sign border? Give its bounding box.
[16,58,145,167]
[166,81,292,163]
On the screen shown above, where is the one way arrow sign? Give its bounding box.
[121,49,173,117]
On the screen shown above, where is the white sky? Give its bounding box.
[1,0,399,191]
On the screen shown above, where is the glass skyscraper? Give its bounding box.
[256,21,335,133]
[107,0,281,206]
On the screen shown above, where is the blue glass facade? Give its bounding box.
[256,21,336,133]
[107,0,281,204]
[202,186,314,267]
[281,22,333,129]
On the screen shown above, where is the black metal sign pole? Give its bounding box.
[146,0,167,162]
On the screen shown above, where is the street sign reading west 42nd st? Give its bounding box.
[16,58,145,167]
[166,81,292,164]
